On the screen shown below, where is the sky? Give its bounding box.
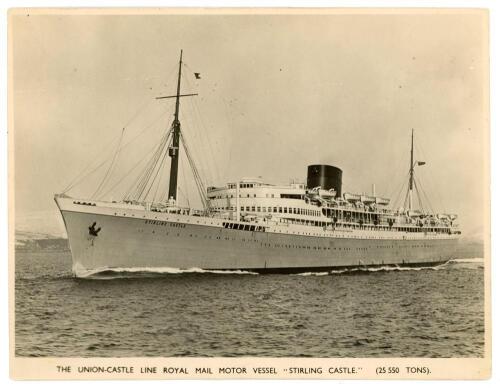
[11,9,488,239]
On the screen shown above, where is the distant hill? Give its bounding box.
[456,238,484,259]
[15,231,69,252]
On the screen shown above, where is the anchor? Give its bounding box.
[88,222,101,237]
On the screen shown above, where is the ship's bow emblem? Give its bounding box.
[88,222,101,237]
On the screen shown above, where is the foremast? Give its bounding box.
[167,50,183,201]
[154,50,206,210]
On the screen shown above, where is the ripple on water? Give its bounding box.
[15,252,485,357]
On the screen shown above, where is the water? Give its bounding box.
[15,246,484,358]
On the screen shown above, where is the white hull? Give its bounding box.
[55,197,459,277]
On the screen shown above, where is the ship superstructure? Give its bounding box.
[54,51,461,277]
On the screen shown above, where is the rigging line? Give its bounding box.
[151,131,174,203]
[381,149,409,198]
[179,109,214,187]
[391,171,410,210]
[128,139,165,199]
[403,188,409,211]
[394,173,409,205]
[161,60,184,92]
[137,129,172,200]
[414,176,428,213]
[178,102,208,184]
[220,96,235,181]
[100,140,161,200]
[181,71,219,184]
[62,95,159,194]
[151,150,168,203]
[186,96,217,185]
[415,138,445,211]
[64,105,172,193]
[180,137,202,202]
[190,85,220,185]
[159,180,170,203]
[180,152,191,208]
[181,134,208,209]
[177,187,190,207]
[415,175,435,214]
[127,124,173,198]
[130,130,170,200]
[181,130,206,189]
[92,127,126,200]
[143,141,170,202]
[135,132,171,200]
[106,130,173,199]
[61,134,122,193]
[413,179,425,212]
[121,95,156,131]
[120,103,174,155]
[413,178,426,213]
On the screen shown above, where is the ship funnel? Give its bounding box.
[307,164,342,197]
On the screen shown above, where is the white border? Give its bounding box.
[1,1,497,387]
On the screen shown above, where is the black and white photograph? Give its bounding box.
[8,7,490,379]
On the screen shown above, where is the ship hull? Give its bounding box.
[56,197,459,277]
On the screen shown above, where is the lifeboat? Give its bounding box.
[361,195,376,204]
[375,197,390,206]
[318,188,336,199]
[343,192,361,202]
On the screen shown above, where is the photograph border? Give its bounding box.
[6,5,493,381]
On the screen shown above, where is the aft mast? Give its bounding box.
[409,129,414,210]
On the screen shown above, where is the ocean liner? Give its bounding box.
[55,51,461,277]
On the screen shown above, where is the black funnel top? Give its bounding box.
[307,164,342,197]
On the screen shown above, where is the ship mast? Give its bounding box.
[167,50,183,201]
[409,129,414,210]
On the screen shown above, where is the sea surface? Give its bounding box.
[15,242,485,358]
